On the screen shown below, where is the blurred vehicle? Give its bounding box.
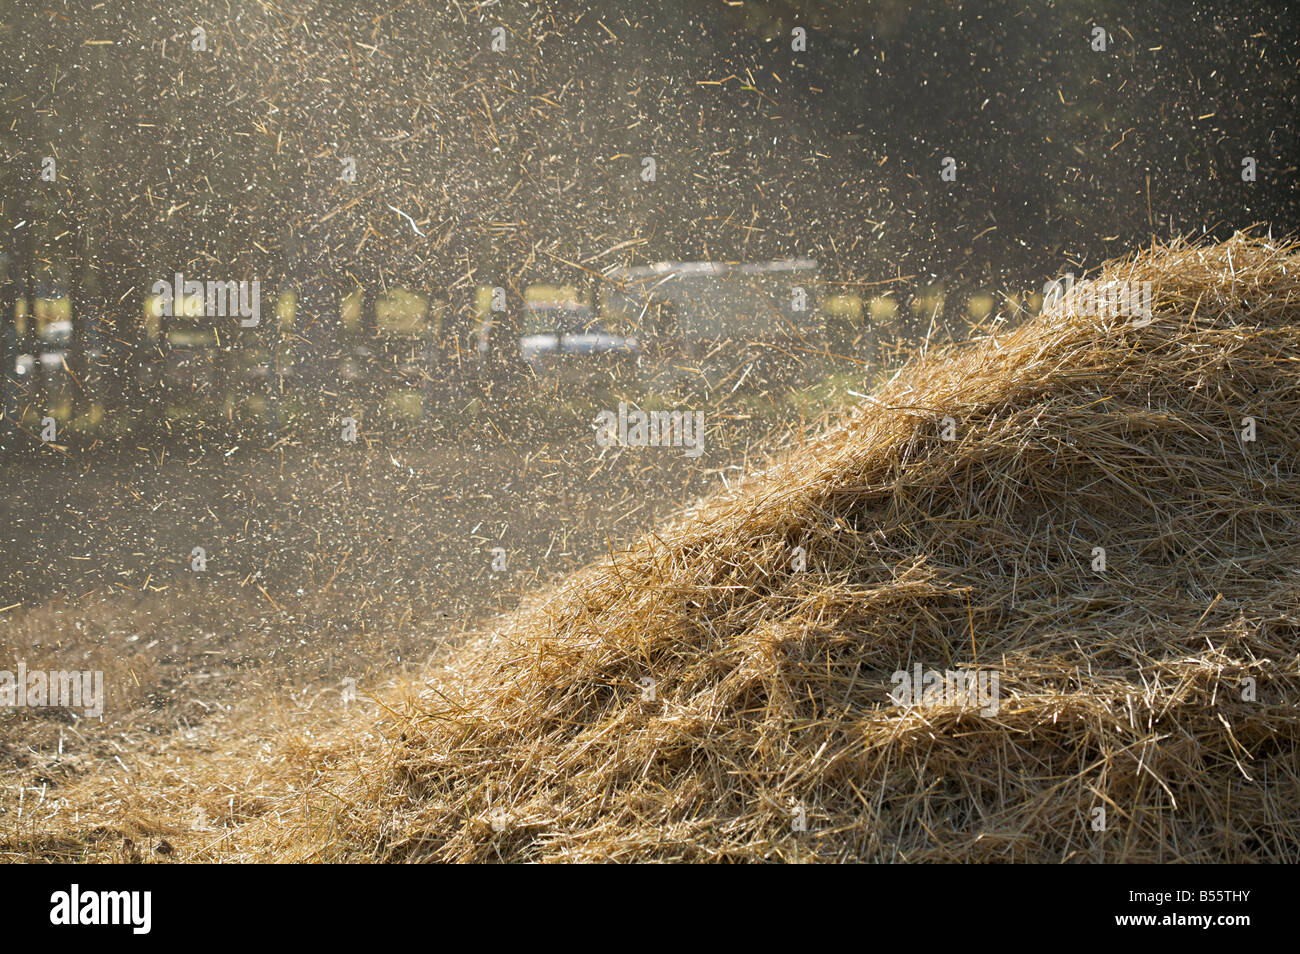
[339,289,433,388]
[14,317,70,381]
[601,258,821,390]
[476,300,640,392]
[336,288,445,420]
[144,311,224,399]
[141,291,273,406]
[14,313,104,398]
[518,302,640,376]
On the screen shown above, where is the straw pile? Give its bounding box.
[300,231,1294,862]
[12,232,1300,862]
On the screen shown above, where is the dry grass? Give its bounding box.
[6,231,1299,862]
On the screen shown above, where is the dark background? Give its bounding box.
[1,0,1296,419]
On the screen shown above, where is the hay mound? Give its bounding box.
[340,233,1298,862]
[14,233,1298,864]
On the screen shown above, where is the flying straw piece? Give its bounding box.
[387,204,426,237]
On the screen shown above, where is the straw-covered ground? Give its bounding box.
[5,232,1299,862]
